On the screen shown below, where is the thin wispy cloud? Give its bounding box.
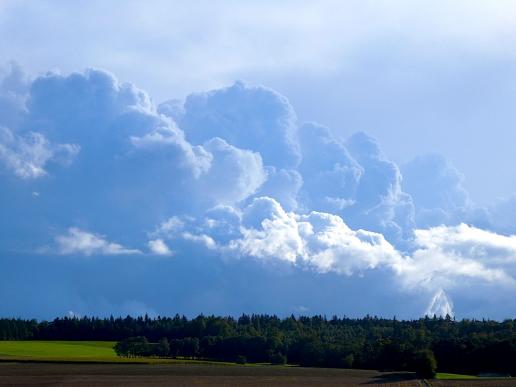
[56,228,141,256]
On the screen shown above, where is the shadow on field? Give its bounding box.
[363,372,419,384]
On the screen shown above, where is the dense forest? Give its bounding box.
[1,314,515,376]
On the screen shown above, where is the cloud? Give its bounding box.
[343,132,415,243]
[413,223,516,265]
[235,197,304,263]
[176,81,301,169]
[0,61,29,128]
[231,197,403,276]
[346,132,404,210]
[26,68,211,176]
[159,196,403,274]
[0,67,279,250]
[20,68,212,182]
[0,68,214,241]
[297,122,362,213]
[147,238,172,256]
[0,126,79,178]
[196,137,266,205]
[392,224,516,293]
[0,67,421,249]
[3,63,516,318]
[167,198,516,314]
[56,227,141,256]
[402,154,472,227]
[255,167,302,211]
[165,198,391,273]
[296,126,415,244]
[28,68,153,133]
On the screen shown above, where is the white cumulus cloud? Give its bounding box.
[0,127,79,178]
[165,198,516,315]
[147,238,173,256]
[56,227,141,256]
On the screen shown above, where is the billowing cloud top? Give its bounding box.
[1,63,515,320]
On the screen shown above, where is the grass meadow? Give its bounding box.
[0,341,118,362]
[0,340,248,365]
[436,372,481,380]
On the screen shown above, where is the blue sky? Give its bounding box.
[1,1,516,320]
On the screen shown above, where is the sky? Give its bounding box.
[1,1,516,320]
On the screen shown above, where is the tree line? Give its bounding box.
[1,314,515,376]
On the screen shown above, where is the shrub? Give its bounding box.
[413,349,437,379]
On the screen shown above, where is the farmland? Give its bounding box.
[0,362,421,386]
[0,341,238,366]
[0,342,513,386]
[0,342,422,386]
[0,341,117,362]
[0,362,514,387]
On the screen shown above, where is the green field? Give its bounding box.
[0,341,119,362]
[0,341,243,365]
[436,372,480,380]
[436,372,512,380]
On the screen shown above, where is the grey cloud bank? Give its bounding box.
[1,63,515,320]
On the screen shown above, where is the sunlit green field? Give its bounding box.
[0,341,239,365]
[0,341,119,362]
